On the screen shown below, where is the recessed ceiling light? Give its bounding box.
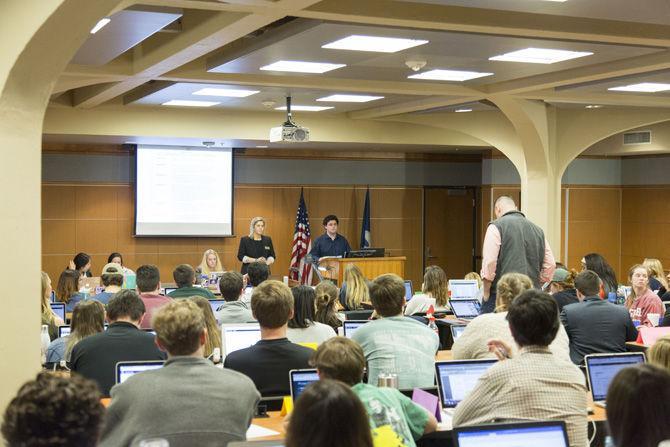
[455,108,472,113]
[322,35,429,53]
[489,48,592,64]
[585,105,602,109]
[408,69,493,82]
[316,94,384,103]
[275,105,333,112]
[192,88,259,97]
[90,18,111,34]
[608,83,670,93]
[162,100,220,107]
[260,61,346,74]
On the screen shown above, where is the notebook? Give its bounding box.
[289,369,319,402]
[115,360,164,384]
[221,323,262,357]
[342,320,369,338]
[453,421,569,447]
[585,352,645,407]
[435,359,496,416]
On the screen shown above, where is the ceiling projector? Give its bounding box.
[269,96,310,143]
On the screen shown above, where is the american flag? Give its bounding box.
[289,189,312,284]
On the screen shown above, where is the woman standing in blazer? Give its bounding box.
[237,216,275,275]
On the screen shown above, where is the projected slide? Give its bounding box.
[135,145,233,236]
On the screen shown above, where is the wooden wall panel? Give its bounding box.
[42,184,424,287]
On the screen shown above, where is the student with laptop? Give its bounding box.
[69,290,166,396]
[55,268,85,313]
[453,289,588,447]
[606,364,670,447]
[215,271,255,324]
[242,261,270,304]
[99,299,259,447]
[560,270,638,365]
[404,265,449,316]
[94,262,125,305]
[224,280,313,396]
[287,285,336,344]
[452,273,570,362]
[166,264,216,300]
[1,372,104,447]
[135,264,171,329]
[625,264,665,327]
[41,271,64,340]
[352,274,439,389]
[46,299,105,365]
[311,337,437,446]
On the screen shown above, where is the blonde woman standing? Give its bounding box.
[404,265,449,315]
[237,216,275,275]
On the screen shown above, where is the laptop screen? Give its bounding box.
[586,353,645,401]
[58,325,71,338]
[50,302,65,321]
[450,300,480,319]
[404,280,413,301]
[343,320,369,338]
[163,287,177,295]
[449,280,479,300]
[454,422,569,447]
[116,361,164,384]
[221,324,262,356]
[450,325,466,340]
[290,369,319,401]
[435,359,496,408]
[209,299,226,313]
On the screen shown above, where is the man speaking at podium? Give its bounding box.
[309,215,351,260]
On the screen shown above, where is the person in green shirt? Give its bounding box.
[167,264,216,300]
[311,337,437,447]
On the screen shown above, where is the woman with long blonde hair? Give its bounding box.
[41,272,64,340]
[404,265,449,315]
[643,258,668,295]
[626,264,664,327]
[237,216,276,275]
[198,249,224,276]
[190,296,222,359]
[339,264,371,311]
[648,335,670,372]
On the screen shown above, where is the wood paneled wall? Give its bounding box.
[42,183,424,287]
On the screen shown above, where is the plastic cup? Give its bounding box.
[648,313,661,327]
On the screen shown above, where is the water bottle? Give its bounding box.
[40,325,51,365]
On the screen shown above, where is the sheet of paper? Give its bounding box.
[246,424,280,439]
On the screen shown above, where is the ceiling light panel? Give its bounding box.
[162,100,220,107]
[260,61,346,74]
[275,105,333,112]
[489,48,593,64]
[90,18,111,34]
[192,88,259,97]
[322,35,429,53]
[608,83,670,92]
[317,94,384,103]
[408,69,493,82]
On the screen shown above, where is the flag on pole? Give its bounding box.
[289,189,313,284]
[360,187,371,249]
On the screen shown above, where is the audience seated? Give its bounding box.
[648,335,670,371]
[453,289,587,447]
[314,281,344,331]
[560,270,638,365]
[56,268,84,313]
[1,372,104,447]
[548,268,579,312]
[107,252,134,275]
[452,273,570,361]
[189,296,222,358]
[312,337,437,446]
[625,264,664,327]
[198,248,224,276]
[167,264,215,299]
[135,264,171,329]
[463,271,484,302]
[285,379,373,447]
[41,272,64,340]
[606,364,670,447]
[99,299,259,447]
[224,280,312,396]
[287,285,336,344]
[95,263,124,305]
[69,290,166,396]
[70,252,93,278]
[339,264,373,311]
[663,303,670,327]
[352,274,439,389]
[242,261,270,304]
[643,257,668,297]
[404,265,449,316]
[582,253,618,298]
[46,299,105,365]
[215,271,254,324]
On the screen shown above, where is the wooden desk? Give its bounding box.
[251,411,284,440]
[625,341,648,352]
[318,256,406,284]
[435,350,453,361]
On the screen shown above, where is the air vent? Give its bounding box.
[623,131,651,145]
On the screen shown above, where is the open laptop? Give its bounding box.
[435,359,497,417]
[342,320,369,338]
[448,280,479,300]
[449,299,481,322]
[49,302,66,321]
[115,360,165,384]
[450,324,467,341]
[163,287,177,295]
[58,325,71,338]
[221,323,262,358]
[453,421,569,447]
[209,299,226,313]
[289,369,319,402]
[585,352,645,407]
[404,280,413,301]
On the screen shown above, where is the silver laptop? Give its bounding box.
[115,360,164,384]
[448,280,479,300]
[289,368,319,402]
[449,299,481,321]
[435,359,496,417]
[450,324,467,341]
[209,299,226,313]
[585,352,645,407]
[342,320,369,338]
[221,323,262,358]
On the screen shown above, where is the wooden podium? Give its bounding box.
[317,257,406,284]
